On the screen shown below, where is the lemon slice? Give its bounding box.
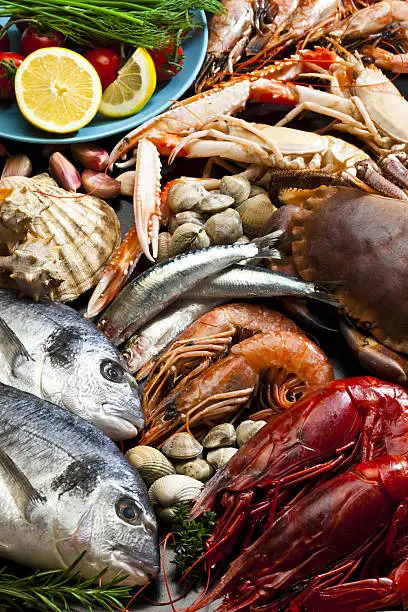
[99,48,156,118]
[14,47,102,134]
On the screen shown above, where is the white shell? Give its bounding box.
[175,458,214,482]
[148,474,203,507]
[202,423,236,449]
[156,506,177,523]
[236,420,267,448]
[206,447,238,470]
[126,446,175,486]
[204,209,243,245]
[167,182,208,213]
[220,175,251,204]
[161,432,203,460]
[197,193,234,213]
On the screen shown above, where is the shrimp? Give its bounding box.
[142,303,301,416]
[140,330,334,447]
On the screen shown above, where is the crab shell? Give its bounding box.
[0,174,121,302]
[291,186,408,353]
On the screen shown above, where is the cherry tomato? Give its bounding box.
[16,21,29,34]
[20,26,64,57]
[0,52,24,100]
[0,33,9,52]
[84,47,122,90]
[149,45,184,81]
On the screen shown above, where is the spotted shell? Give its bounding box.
[157,232,172,263]
[202,423,236,449]
[204,209,243,245]
[171,223,210,256]
[220,175,251,205]
[161,432,203,460]
[197,193,234,214]
[0,174,120,302]
[148,474,203,507]
[175,458,214,482]
[236,420,267,447]
[126,446,176,486]
[237,195,277,238]
[206,447,238,470]
[167,182,208,213]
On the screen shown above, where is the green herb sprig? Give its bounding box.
[0,552,133,612]
[171,503,216,582]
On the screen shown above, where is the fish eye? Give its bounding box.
[101,360,125,383]
[116,498,142,525]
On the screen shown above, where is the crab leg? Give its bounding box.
[134,139,162,262]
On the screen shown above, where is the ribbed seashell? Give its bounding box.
[197,193,234,214]
[168,211,206,234]
[207,447,238,470]
[162,432,203,460]
[126,446,175,486]
[220,175,251,205]
[157,232,172,263]
[171,223,210,256]
[204,209,243,245]
[167,182,208,213]
[175,458,214,482]
[156,505,177,523]
[236,420,267,448]
[0,174,120,302]
[237,194,277,238]
[249,184,268,197]
[148,474,203,507]
[202,423,236,449]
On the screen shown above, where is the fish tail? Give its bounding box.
[252,230,283,259]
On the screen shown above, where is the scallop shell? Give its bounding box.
[237,195,277,238]
[157,232,172,263]
[167,182,208,213]
[148,474,203,507]
[202,423,236,449]
[220,175,251,205]
[171,223,210,256]
[126,446,176,486]
[197,193,234,214]
[0,174,120,302]
[162,432,203,460]
[175,458,214,482]
[207,447,238,470]
[204,209,243,245]
[236,420,267,448]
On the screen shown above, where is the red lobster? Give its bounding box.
[187,454,408,612]
[190,377,408,575]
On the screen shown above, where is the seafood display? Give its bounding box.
[0,289,143,440]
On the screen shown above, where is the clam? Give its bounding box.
[197,193,234,214]
[204,209,243,245]
[0,174,120,302]
[235,235,250,245]
[175,458,214,482]
[162,432,203,460]
[156,506,177,523]
[220,175,251,205]
[157,232,172,263]
[207,447,238,470]
[237,194,277,238]
[168,211,205,234]
[171,223,210,256]
[167,182,208,213]
[202,423,236,449]
[236,420,267,448]
[249,184,268,197]
[126,446,175,486]
[148,474,203,507]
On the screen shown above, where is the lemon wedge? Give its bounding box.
[99,48,156,118]
[15,47,102,134]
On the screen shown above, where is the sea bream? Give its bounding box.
[0,289,143,440]
[0,383,159,584]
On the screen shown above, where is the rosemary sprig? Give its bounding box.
[171,503,216,581]
[0,552,133,612]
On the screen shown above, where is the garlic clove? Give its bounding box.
[81,169,121,200]
[49,152,81,192]
[1,154,32,179]
[71,143,109,172]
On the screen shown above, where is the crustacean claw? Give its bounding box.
[134,139,162,262]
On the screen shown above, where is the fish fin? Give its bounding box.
[0,447,46,521]
[311,283,342,307]
[0,317,34,376]
[252,230,283,259]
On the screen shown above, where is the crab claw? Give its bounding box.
[134,139,162,262]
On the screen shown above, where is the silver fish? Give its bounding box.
[99,231,282,345]
[0,289,143,440]
[0,383,159,584]
[122,298,224,377]
[186,265,339,306]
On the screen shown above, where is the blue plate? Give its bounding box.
[0,13,207,144]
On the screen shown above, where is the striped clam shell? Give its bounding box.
[0,174,121,302]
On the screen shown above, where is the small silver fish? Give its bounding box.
[0,289,143,440]
[99,232,282,345]
[185,265,340,306]
[0,383,158,584]
[123,298,224,377]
